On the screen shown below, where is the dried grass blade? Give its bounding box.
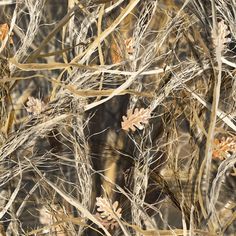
[9,58,97,71]
[85,63,149,110]
[28,5,80,61]
[31,166,112,236]
[0,174,22,219]
[73,0,141,64]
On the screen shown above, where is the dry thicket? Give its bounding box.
[0,0,236,235]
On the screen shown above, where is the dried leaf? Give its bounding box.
[95,213,119,230]
[121,108,151,131]
[0,24,9,42]
[212,136,236,160]
[95,197,122,230]
[110,37,134,63]
[0,23,13,44]
[26,96,45,115]
[111,41,122,64]
[96,197,122,219]
[124,37,134,54]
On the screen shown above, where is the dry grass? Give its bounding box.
[0,0,236,235]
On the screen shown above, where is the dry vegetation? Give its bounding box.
[0,0,236,235]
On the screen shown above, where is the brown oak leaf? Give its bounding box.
[121,108,151,132]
